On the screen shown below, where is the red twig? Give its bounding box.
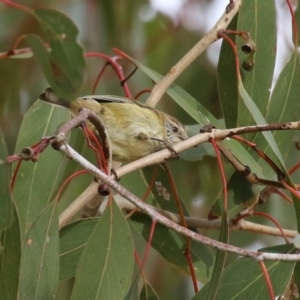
[231,135,284,177]
[91,62,110,94]
[217,30,241,80]
[81,124,109,174]
[258,261,275,300]
[280,179,300,201]
[210,138,228,211]
[85,52,132,98]
[9,160,22,191]
[285,0,298,47]
[289,161,300,175]
[134,251,146,277]
[252,211,289,243]
[0,0,32,12]
[134,89,152,100]
[273,189,293,204]
[161,162,198,293]
[141,219,157,269]
[54,169,88,202]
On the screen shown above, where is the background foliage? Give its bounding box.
[0,0,300,299]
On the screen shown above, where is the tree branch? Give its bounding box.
[56,141,300,261]
[146,0,242,107]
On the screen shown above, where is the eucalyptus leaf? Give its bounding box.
[13,100,70,240]
[194,244,296,299]
[0,214,21,300]
[19,202,59,300]
[205,213,229,300]
[71,200,134,300]
[0,129,13,232]
[29,8,86,99]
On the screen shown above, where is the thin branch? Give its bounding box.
[57,142,300,261]
[146,0,242,107]
[55,117,300,227]
[120,203,297,239]
[116,121,300,179]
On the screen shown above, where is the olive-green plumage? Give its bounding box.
[39,88,188,161]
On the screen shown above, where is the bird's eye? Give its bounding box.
[172,126,178,133]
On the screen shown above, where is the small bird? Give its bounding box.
[39,88,188,162]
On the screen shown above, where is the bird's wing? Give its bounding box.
[79,95,157,112]
[79,95,134,104]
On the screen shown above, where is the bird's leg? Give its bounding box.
[151,137,178,157]
[136,132,178,157]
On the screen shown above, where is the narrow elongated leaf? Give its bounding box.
[238,82,286,170]
[254,51,300,228]
[71,200,134,300]
[29,9,85,99]
[217,15,238,128]
[205,213,229,299]
[254,51,300,169]
[236,0,276,122]
[0,129,13,232]
[218,0,276,128]
[266,54,300,156]
[19,202,59,300]
[13,100,70,239]
[0,213,21,300]
[194,244,296,299]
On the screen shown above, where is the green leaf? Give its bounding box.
[29,8,86,99]
[13,100,70,240]
[71,200,134,300]
[0,213,21,300]
[253,51,300,178]
[59,219,98,280]
[130,215,214,284]
[265,52,300,152]
[19,202,59,300]
[217,15,238,128]
[222,138,264,179]
[205,213,229,300]
[238,68,300,227]
[218,0,276,128]
[236,0,276,122]
[238,82,286,170]
[0,129,13,232]
[194,244,296,299]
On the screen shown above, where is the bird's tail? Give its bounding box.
[39,88,70,108]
